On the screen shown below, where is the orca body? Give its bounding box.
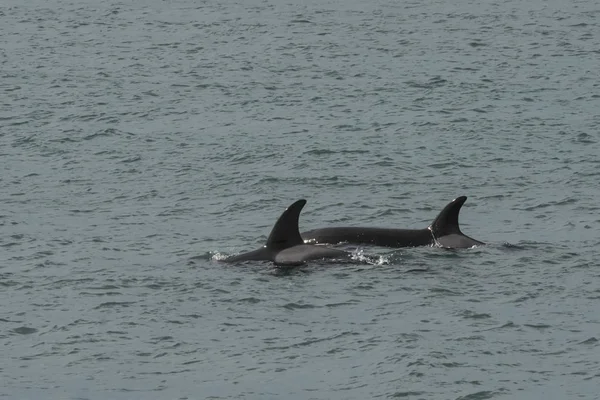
[223,200,351,266]
[302,196,484,249]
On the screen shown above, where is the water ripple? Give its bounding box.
[2,1,600,399]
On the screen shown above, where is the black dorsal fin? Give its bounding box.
[265,199,306,250]
[428,196,467,237]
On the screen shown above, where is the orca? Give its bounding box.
[301,196,484,249]
[223,199,351,266]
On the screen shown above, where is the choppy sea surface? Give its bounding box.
[2,0,600,399]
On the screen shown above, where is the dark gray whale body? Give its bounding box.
[223,199,351,266]
[301,196,484,249]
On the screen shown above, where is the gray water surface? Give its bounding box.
[2,0,600,399]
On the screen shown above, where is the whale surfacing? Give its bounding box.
[301,196,484,249]
[223,200,351,266]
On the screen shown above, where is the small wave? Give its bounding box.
[94,301,136,309]
[119,155,141,163]
[283,302,317,309]
[458,310,492,319]
[404,76,447,89]
[83,128,131,141]
[455,391,497,400]
[390,391,427,398]
[265,331,356,351]
[13,327,37,335]
[580,337,598,345]
[303,148,369,156]
[237,297,260,304]
[484,321,519,331]
[430,287,462,296]
[499,242,534,250]
[524,323,552,330]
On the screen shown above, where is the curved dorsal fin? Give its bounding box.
[428,196,467,237]
[265,199,306,250]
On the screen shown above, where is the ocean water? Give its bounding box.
[2,0,600,399]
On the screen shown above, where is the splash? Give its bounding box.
[189,251,228,262]
[211,251,229,261]
[350,248,389,266]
